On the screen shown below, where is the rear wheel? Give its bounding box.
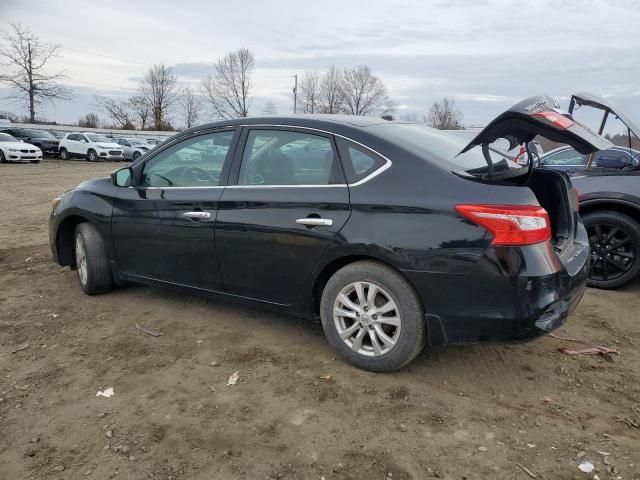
[583,210,640,289]
[133,151,141,160]
[74,223,113,295]
[59,148,70,160]
[87,149,98,162]
[320,260,426,372]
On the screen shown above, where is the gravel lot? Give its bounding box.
[1,160,639,480]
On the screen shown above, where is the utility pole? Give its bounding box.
[292,74,298,114]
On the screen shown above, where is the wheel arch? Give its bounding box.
[310,254,423,317]
[580,199,640,224]
[55,214,91,267]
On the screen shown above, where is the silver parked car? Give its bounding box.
[114,137,153,161]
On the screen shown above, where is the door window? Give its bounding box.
[140,130,234,187]
[543,148,586,166]
[238,130,341,185]
[335,137,386,183]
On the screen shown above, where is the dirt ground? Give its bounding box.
[1,159,639,480]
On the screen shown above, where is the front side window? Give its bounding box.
[543,148,586,166]
[141,130,234,188]
[238,130,340,186]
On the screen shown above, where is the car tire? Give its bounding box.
[320,260,426,372]
[133,151,141,161]
[60,148,70,160]
[74,223,113,295]
[583,210,640,289]
[0,150,7,163]
[87,149,98,162]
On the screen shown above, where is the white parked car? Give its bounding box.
[58,132,124,162]
[114,137,153,161]
[0,132,42,164]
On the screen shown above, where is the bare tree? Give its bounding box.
[262,100,277,115]
[128,95,151,130]
[0,110,19,122]
[340,65,395,116]
[0,23,72,122]
[426,97,464,130]
[201,48,254,119]
[78,112,99,128]
[317,66,344,114]
[298,71,322,113]
[93,95,133,129]
[139,64,177,130]
[178,85,201,129]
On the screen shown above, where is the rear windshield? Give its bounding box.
[366,123,524,175]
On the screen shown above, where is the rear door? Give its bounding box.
[111,129,237,291]
[216,127,350,305]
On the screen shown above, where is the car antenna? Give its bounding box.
[481,143,494,179]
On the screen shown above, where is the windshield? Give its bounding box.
[87,134,110,142]
[0,133,17,142]
[25,129,55,138]
[367,124,524,175]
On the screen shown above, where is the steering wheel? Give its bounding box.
[177,166,214,186]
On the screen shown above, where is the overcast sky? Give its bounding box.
[1,0,639,129]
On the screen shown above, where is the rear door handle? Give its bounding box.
[296,218,333,227]
[183,211,211,220]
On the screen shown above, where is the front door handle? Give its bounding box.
[296,217,333,227]
[183,211,211,220]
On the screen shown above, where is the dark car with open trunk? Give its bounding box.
[49,96,607,371]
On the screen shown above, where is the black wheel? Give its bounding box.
[583,210,640,289]
[0,150,7,163]
[87,149,98,162]
[74,223,113,295]
[60,148,70,160]
[320,260,426,372]
[133,151,141,160]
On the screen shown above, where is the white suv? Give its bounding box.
[58,133,124,162]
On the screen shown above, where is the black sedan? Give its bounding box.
[0,127,60,156]
[49,96,605,371]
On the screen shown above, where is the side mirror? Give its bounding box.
[111,167,133,187]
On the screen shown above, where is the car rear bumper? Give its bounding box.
[401,235,589,346]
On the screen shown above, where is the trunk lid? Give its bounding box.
[459,95,612,259]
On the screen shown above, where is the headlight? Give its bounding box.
[8,148,20,152]
[96,144,110,149]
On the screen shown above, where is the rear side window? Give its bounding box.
[238,129,342,185]
[335,138,385,183]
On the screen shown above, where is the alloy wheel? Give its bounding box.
[333,281,401,357]
[587,223,636,282]
[75,234,88,286]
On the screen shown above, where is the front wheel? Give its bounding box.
[133,151,141,160]
[320,260,426,372]
[74,223,113,295]
[0,150,7,163]
[583,210,640,289]
[87,149,98,162]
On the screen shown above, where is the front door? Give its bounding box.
[216,127,350,305]
[111,129,237,291]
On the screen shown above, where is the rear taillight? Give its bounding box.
[455,204,551,246]
[532,110,574,129]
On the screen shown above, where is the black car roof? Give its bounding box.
[183,114,399,134]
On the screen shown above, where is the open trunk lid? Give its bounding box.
[460,95,613,159]
[459,95,612,260]
[569,92,640,141]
